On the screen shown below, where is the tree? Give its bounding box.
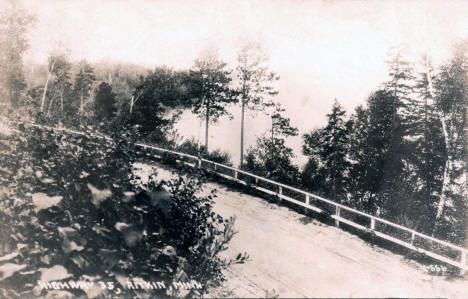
[114,73,145,118]
[385,45,415,129]
[244,103,299,185]
[130,67,191,143]
[431,42,468,243]
[303,101,351,202]
[377,47,421,224]
[91,61,149,118]
[269,103,298,143]
[94,82,117,122]
[40,55,55,113]
[236,42,279,166]
[301,128,325,194]
[244,136,299,186]
[346,91,411,217]
[408,54,446,232]
[244,103,300,185]
[73,60,96,118]
[346,104,375,212]
[0,2,34,109]
[42,54,72,116]
[51,54,72,115]
[190,50,235,152]
[301,157,324,194]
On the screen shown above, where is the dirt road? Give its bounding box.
[138,163,468,298]
[205,183,468,298]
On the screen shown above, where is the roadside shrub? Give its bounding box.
[0,121,244,298]
[244,136,300,186]
[204,149,232,166]
[176,137,232,166]
[177,137,202,156]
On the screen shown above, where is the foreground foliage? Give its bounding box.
[0,120,244,298]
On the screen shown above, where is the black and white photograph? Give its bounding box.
[0,0,467,298]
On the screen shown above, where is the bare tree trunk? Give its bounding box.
[130,95,134,116]
[40,71,51,112]
[435,114,451,221]
[129,93,141,116]
[426,56,454,233]
[205,99,210,151]
[40,60,55,113]
[271,116,274,144]
[465,104,468,252]
[240,99,245,167]
[60,90,64,112]
[47,97,54,116]
[197,96,205,156]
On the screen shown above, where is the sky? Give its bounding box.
[9,0,468,166]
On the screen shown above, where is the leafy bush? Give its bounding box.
[244,135,300,186]
[177,137,201,155]
[176,137,232,166]
[204,149,233,166]
[0,121,244,298]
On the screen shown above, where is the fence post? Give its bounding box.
[197,158,201,169]
[461,252,466,276]
[410,232,415,246]
[234,170,238,180]
[278,186,282,201]
[370,217,375,230]
[305,194,310,214]
[255,177,258,184]
[335,206,340,227]
[214,164,217,171]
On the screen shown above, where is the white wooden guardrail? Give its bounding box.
[2,118,468,275]
[136,143,468,276]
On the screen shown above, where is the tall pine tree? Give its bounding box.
[380,47,418,223]
[190,50,235,152]
[94,82,117,122]
[236,42,279,167]
[303,101,351,202]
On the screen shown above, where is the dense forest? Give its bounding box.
[301,47,467,245]
[0,3,467,298]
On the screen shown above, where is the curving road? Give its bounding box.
[141,163,468,299]
[205,182,468,298]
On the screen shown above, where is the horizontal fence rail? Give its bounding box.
[2,118,467,275]
[137,143,468,275]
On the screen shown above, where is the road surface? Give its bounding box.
[137,163,468,299]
